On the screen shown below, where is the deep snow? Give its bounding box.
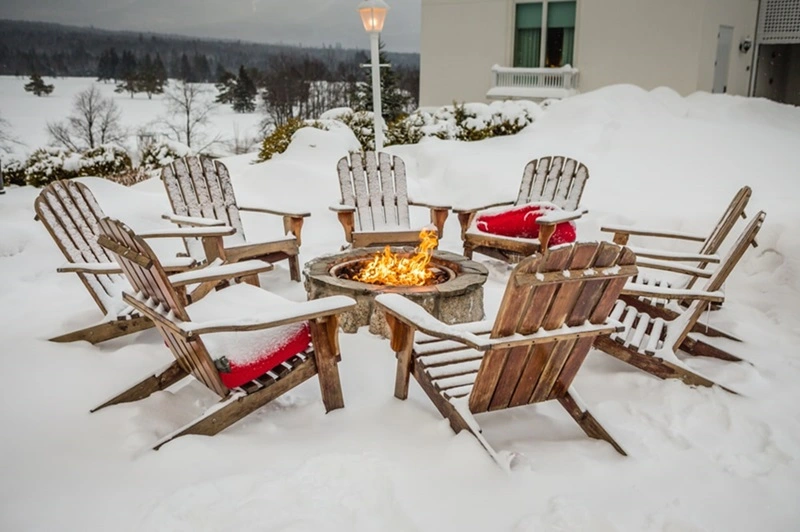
[1,78,800,531]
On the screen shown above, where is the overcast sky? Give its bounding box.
[0,0,421,52]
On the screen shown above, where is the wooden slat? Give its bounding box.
[565,163,589,211]
[554,157,577,207]
[392,155,411,228]
[539,155,563,202]
[337,156,356,208]
[378,152,398,226]
[365,152,385,229]
[349,152,373,231]
[516,158,537,204]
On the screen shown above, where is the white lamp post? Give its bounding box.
[357,0,389,151]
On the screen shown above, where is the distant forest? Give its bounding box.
[0,20,420,101]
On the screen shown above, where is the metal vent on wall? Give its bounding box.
[758,0,800,43]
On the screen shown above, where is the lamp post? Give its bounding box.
[357,0,389,151]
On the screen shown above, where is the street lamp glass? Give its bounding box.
[357,0,389,33]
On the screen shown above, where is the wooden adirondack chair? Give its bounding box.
[94,217,356,449]
[34,180,235,344]
[594,211,765,392]
[454,156,590,262]
[162,156,310,282]
[330,152,450,248]
[377,240,638,465]
[602,186,752,306]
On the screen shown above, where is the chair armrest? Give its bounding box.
[168,259,274,288]
[626,246,720,263]
[635,258,713,278]
[408,199,451,210]
[238,204,311,218]
[600,225,707,244]
[58,256,197,274]
[622,282,724,303]
[536,208,588,225]
[179,295,357,336]
[161,213,227,227]
[329,204,357,213]
[138,226,236,239]
[452,201,514,214]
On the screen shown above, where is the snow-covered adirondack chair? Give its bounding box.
[161,156,310,282]
[602,186,752,309]
[330,152,450,248]
[93,217,356,449]
[594,211,765,393]
[34,180,234,344]
[453,156,590,262]
[376,241,638,466]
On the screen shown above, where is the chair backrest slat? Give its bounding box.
[672,211,765,348]
[98,217,228,396]
[336,151,412,232]
[699,186,752,256]
[34,180,125,314]
[516,156,589,210]
[469,241,636,413]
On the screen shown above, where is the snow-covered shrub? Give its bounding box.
[77,144,132,177]
[318,108,378,152]
[257,118,328,162]
[140,139,192,172]
[2,160,26,187]
[24,147,78,187]
[103,168,151,187]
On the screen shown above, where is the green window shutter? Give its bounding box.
[516,3,543,29]
[547,1,576,28]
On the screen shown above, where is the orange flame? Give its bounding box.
[354,229,438,286]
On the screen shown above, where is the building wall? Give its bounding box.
[694,0,759,95]
[576,0,704,94]
[419,0,760,105]
[420,0,511,106]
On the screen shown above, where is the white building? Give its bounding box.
[419,0,800,106]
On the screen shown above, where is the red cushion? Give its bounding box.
[475,203,577,245]
[217,323,312,389]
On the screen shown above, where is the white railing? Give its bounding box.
[487,65,579,100]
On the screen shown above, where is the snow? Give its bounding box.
[1,77,800,531]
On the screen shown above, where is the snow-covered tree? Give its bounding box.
[353,40,411,123]
[232,65,257,113]
[24,73,54,97]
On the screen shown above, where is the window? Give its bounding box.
[513,1,576,68]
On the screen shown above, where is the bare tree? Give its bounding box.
[163,80,220,150]
[224,124,259,155]
[0,113,23,155]
[46,85,125,151]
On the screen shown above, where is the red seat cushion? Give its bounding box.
[475,203,576,245]
[215,322,312,389]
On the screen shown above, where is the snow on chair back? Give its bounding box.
[516,156,589,211]
[337,151,410,232]
[468,241,637,413]
[97,217,227,396]
[162,156,246,258]
[671,210,765,349]
[698,186,751,257]
[34,180,124,315]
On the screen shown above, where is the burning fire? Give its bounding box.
[354,229,438,286]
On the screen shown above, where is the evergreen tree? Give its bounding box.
[179,53,193,82]
[137,53,165,99]
[193,53,211,82]
[108,48,120,80]
[24,72,54,96]
[215,68,236,104]
[353,40,410,123]
[232,65,257,113]
[153,53,168,86]
[115,50,139,97]
[96,49,112,81]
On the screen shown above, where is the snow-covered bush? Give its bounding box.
[2,160,26,187]
[140,139,192,172]
[24,147,78,187]
[319,108,378,152]
[77,144,132,177]
[257,118,328,162]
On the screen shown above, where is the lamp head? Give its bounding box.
[358,0,390,33]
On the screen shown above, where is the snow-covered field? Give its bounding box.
[2,77,800,531]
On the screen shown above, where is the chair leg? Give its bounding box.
[594,337,736,393]
[558,389,626,456]
[49,316,154,344]
[681,336,743,362]
[91,360,188,412]
[288,254,301,282]
[153,356,319,450]
[386,314,415,400]
[309,318,345,412]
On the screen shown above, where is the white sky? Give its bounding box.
[0,0,422,53]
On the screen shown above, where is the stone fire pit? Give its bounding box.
[304,247,488,338]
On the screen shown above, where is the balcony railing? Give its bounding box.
[486,65,579,100]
